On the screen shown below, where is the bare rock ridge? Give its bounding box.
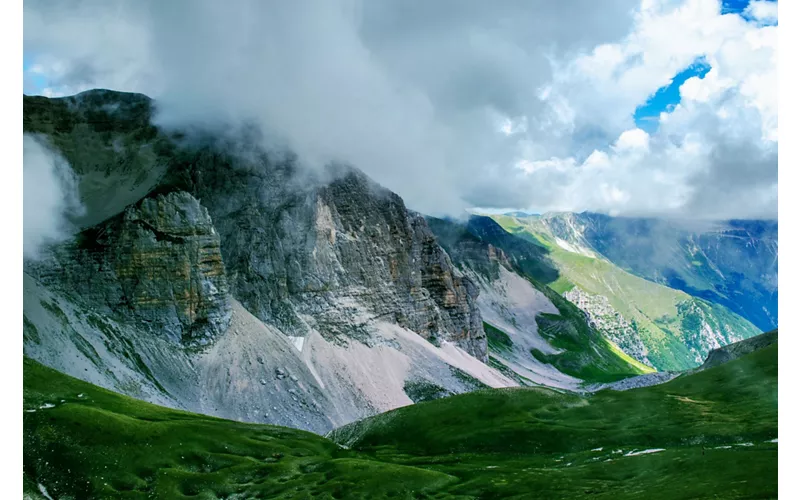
[24,88,486,358]
[27,191,231,346]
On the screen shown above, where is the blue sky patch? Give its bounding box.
[633,57,711,133]
[721,0,752,14]
[23,54,49,95]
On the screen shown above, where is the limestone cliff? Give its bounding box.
[27,190,231,346]
[159,147,487,360]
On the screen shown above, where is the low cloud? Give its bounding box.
[23,134,85,259]
[23,0,777,220]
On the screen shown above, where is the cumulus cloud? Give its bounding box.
[22,0,777,220]
[744,0,779,25]
[517,0,777,219]
[23,134,85,259]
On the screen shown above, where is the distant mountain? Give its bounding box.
[22,90,777,500]
[23,89,642,438]
[502,210,538,217]
[508,212,777,331]
[489,213,762,371]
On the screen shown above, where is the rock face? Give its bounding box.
[27,191,232,345]
[563,288,653,368]
[161,149,487,360]
[114,191,231,344]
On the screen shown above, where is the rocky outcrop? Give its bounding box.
[563,288,653,368]
[412,215,485,360]
[27,191,231,346]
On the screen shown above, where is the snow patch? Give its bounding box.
[288,336,305,353]
[624,448,665,457]
[39,403,55,409]
[38,484,55,500]
[554,238,596,258]
[591,447,603,452]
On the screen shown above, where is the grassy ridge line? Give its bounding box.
[335,342,776,456]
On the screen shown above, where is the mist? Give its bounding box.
[23,134,85,259]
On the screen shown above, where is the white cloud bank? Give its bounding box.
[23,0,777,220]
[23,135,85,259]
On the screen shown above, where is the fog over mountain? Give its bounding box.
[24,0,776,218]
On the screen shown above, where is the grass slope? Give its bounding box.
[332,339,777,499]
[528,281,654,383]
[23,358,456,499]
[491,215,762,371]
[25,335,776,499]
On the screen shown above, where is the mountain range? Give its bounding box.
[22,89,777,497]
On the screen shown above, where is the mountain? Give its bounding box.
[23,330,777,499]
[427,215,651,386]
[23,89,644,435]
[489,213,763,371]
[502,212,778,331]
[23,89,519,434]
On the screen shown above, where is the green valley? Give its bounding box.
[24,331,777,499]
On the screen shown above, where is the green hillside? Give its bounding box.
[332,338,778,499]
[24,332,777,499]
[23,358,456,499]
[490,214,762,371]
